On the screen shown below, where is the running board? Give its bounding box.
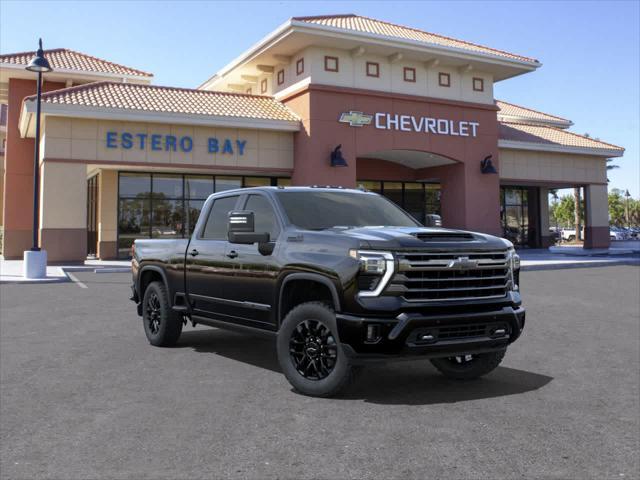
[191,315,277,338]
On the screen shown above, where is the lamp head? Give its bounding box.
[330,144,348,167]
[26,39,53,73]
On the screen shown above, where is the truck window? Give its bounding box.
[245,194,280,240]
[201,196,239,240]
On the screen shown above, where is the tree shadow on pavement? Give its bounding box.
[178,328,553,406]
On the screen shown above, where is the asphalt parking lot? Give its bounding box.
[1,266,639,479]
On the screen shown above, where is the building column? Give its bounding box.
[39,161,87,262]
[284,90,357,187]
[539,187,553,247]
[98,170,118,259]
[424,161,501,236]
[2,78,66,259]
[584,184,610,249]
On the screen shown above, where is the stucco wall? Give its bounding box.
[273,46,494,105]
[499,148,607,184]
[42,117,294,171]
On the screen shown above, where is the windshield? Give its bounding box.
[275,191,420,230]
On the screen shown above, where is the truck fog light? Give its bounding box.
[365,324,381,343]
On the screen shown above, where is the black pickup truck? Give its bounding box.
[131,186,525,397]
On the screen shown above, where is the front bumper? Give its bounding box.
[336,306,525,363]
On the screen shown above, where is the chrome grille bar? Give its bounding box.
[393,250,510,302]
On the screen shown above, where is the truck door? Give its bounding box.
[223,193,282,327]
[185,194,240,321]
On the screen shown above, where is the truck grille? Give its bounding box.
[394,250,510,302]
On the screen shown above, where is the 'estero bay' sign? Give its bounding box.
[105,132,247,155]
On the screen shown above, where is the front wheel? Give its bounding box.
[430,350,506,380]
[142,281,182,347]
[277,302,357,397]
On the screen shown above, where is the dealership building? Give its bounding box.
[0,14,624,261]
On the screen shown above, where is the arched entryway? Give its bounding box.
[356,150,457,225]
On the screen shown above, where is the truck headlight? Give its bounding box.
[349,250,395,297]
[507,248,520,291]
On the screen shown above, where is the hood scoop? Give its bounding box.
[413,232,475,242]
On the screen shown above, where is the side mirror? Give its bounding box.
[425,214,442,227]
[227,211,270,244]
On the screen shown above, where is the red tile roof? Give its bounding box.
[497,100,572,127]
[293,14,539,64]
[0,48,152,78]
[26,81,299,122]
[499,122,624,154]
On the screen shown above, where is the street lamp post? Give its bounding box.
[624,189,631,229]
[23,39,53,279]
[552,191,560,244]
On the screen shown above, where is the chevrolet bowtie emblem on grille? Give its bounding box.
[338,111,373,127]
[447,256,479,270]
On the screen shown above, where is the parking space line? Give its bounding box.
[66,272,88,289]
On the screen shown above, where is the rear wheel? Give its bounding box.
[142,281,182,347]
[430,350,506,380]
[277,302,356,397]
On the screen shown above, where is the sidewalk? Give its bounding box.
[518,249,639,271]
[2,250,638,284]
[0,258,131,284]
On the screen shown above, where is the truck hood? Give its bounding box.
[324,226,510,251]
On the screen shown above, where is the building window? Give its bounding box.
[473,77,484,92]
[366,62,380,78]
[357,180,441,225]
[245,87,252,94]
[277,69,284,85]
[260,78,268,94]
[117,173,290,258]
[500,186,536,247]
[438,72,450,87]
[403,67,416,82]
[296,58,304,75]
[324,55,339,72]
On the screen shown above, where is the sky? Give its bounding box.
[1,0,638,197]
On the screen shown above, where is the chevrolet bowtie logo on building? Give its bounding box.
[338,111,373,127]
[447,256,479,270]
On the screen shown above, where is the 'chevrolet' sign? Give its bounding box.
[338,110,480,137]
[338,111,373,127]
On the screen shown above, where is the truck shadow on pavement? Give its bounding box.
[179,329,553,405]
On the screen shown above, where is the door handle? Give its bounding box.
[226,250,238,259]
[189,249,199,257]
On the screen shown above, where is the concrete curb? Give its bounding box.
[95,267,132,274]
[521,259,640,271]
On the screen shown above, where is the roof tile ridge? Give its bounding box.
[350,14,539,63]
[61,48,153,77]
[496,99,571,123]
[25,80,115,101]
[0,47,66,60]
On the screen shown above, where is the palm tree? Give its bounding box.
[574,187,581,242]
[606,158,619,182]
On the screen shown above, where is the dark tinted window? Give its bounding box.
[245,195,280,240]
[275,191,419,230]
[201,196,239,240]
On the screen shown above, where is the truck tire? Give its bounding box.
[142,281,182,347]
[277,302,356,397]
[430,350,506,380]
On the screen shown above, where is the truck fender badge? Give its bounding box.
[447,256,478,270]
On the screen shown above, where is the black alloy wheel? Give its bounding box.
[289,319,338,380]
[141,281,182,347]
[430,350,506,380]
[146,292,162,335]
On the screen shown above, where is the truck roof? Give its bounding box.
[211,185,375,196]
